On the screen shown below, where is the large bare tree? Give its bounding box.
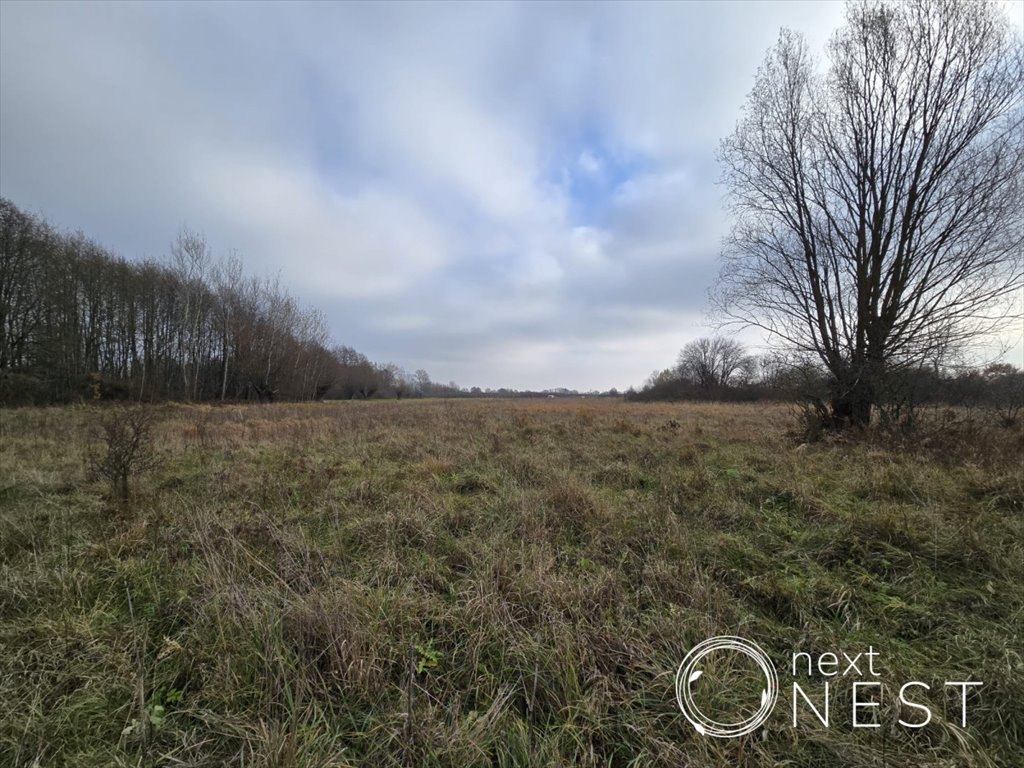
[715,0,1023,426]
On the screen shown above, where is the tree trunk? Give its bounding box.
[830,376,873,429]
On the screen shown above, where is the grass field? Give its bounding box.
[1,399,1021,767]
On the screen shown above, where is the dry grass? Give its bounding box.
[0,399,1021,767]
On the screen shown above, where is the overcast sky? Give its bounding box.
[2,1,1021,390]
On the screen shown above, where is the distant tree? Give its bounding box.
[356,369,379,399]
[170,227,212,401]
[413,369,431,397]
[676,337,752,390]
[211,253,244,401]
[331,346,367,399]
[385,364,410,399]
[644,368,676,390]
[715,0,1024,427]
[735,355,760,387]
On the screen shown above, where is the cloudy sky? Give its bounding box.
[2,1,1021,390]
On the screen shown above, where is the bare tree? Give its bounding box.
[0,200,47,372]
[212,252,244,401]
[170,228,211,401]
[715,0,1024,427]
[381,363,409,398]
[413,369,431,397]
[394,368,413,400]
[676,337,752,390]
[88,406,163,502]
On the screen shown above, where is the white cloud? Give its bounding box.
[576,150,603,179]
[194,149,452,298]
[5,1,1016,391]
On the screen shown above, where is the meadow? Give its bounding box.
[1,399,1021,767]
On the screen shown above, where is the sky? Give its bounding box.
[2,1,1021,391]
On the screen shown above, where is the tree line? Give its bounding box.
[0,198,411,405]
[628,335,1023,428]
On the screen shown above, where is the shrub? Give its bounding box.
[88,406,164,501]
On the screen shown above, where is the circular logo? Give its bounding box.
[675,635,778,738]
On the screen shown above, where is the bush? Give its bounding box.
[87,407,164,501]
[0,371,49,406]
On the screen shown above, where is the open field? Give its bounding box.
[1,399,1021,767]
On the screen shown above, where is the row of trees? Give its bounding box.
[0,197,640,407]
[629,336,1024,426]
[0,198,410,405]
[632,337,793,402]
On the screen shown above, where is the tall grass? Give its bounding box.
[1,400,1020,766]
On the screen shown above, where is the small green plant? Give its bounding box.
[120,700,169,739]
[146,702,166,729]
[414,638,441,674]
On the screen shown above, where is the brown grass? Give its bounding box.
[0,398,1020,767]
